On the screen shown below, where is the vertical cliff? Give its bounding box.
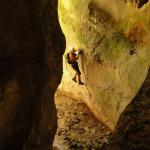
[0,0,65,149]
[58,0,150,130]
[104,68,150,150]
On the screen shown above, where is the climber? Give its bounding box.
[66,46,84,85]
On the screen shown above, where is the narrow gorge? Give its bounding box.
[0,0,149,150]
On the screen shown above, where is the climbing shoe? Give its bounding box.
[78,81,85,85]
[72,78,77,83]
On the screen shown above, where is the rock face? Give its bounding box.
[125,0,149,8]
[104,68,150,150]
[58,0,150,130]
[0,0,65,149]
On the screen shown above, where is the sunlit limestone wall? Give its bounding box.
[58,0,150,130]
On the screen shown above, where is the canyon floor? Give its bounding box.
[53,92,112,150]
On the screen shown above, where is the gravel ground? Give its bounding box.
[53,93,111,150]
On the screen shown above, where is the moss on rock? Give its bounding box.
[58,0,150,130]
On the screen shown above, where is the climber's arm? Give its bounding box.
[76,49,82,59]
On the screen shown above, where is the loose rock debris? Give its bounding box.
[53,94,111,150]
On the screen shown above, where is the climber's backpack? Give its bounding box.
[65,53,71,64]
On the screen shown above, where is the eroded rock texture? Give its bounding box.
[0,0,65,150]
[58,0,150,130]
[125,0,149,8]
[104,68,150,150]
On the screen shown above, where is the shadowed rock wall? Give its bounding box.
[0,0,65,149]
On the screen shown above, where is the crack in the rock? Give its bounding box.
[124,0,149,8]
